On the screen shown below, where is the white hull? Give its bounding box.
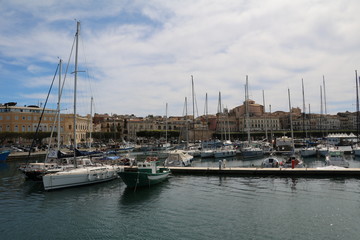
[165,150,193,167]
[214,149,236,158]
[325,150,349,168]
[200,150,214,158]
[43,165,122,190]
[300,148,317,157]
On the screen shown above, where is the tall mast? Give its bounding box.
[323,75,328,135]
[165,102,168,144]
[323,75,327,115]
[302,78,307,138]
[308,103,311,132]
[73,21,80,167]
[202,93,208,141]
[191,75,195,143]
[320,85,323,137]
[185,97,189,145]
[89,96,93,150]
[245,75,250,144]
[57,59,62,151]
[217,91,223,141]
[288,88,294,151]
[356,70,359,141]
[269,104,273,143]
[262,89,268,140]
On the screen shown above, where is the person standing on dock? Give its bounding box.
[222,159,226,168]
[219,160,222,170]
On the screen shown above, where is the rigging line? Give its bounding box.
[80,30,95,102]
[59,33,76,114]
[25,63,60,165]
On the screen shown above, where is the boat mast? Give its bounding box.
[191,75,195,144]
[73,21,80,167]
[57,59,62,151]
[217,91,223,141]
[269,104,273,144]
[201,93,208,141]
[185,97,189,146]
[356,70,359,142]
[89,96,93,150]
[165,102,168,145]
[320,85,323,138]
[288,89,294,151]
[262,90,268,140]
[302,78,307,138]
[323,75,328,135]
[245,75,250,144]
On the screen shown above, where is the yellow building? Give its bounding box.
[0,102,91,146]
[0,103,58,133]
[62,113,91,146]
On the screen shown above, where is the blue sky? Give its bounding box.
[1,0,360,117]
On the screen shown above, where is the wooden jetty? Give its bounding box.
[165,166,360,178]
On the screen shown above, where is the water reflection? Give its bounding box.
[120,180,169,206]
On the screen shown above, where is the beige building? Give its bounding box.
[62,113,91,146]
[0,102,91,146]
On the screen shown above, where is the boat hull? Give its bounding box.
[43,166,121,190]
[118,170,170,188]
[0,151,10,161]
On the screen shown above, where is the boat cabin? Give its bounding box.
[137,161,158,174]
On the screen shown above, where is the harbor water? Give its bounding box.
[1,155,360,240]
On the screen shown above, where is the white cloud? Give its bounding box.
[1,0,360,117]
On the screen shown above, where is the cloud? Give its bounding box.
[1,0,360,117]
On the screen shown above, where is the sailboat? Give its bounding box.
[241,76,263,158]
[352,70,360,157]
[281,89,304,168]
[213,92,236,158]
[299,79,317,157]
[42,22,121,190]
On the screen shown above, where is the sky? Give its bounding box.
[1,0,360,117]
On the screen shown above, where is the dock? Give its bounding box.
[165,166,360,178]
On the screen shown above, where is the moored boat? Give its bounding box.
[43,162,122,190]
[165,150,193,167]
[0,150,10,161]
[118,161,170,188]
[325,150,349,168]
[214,147,236,158]
[261,155,280,168]
[300,146,317,157]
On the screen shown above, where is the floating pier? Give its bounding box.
[166,166,360,178]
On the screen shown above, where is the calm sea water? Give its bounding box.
[1,155,360,240]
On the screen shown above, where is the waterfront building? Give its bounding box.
[230,100,281,133]
[0,102,92,147]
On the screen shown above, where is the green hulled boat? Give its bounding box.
[118,161,170,188]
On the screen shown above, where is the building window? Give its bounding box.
[15,116,19,120]
[28,116,31,120]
